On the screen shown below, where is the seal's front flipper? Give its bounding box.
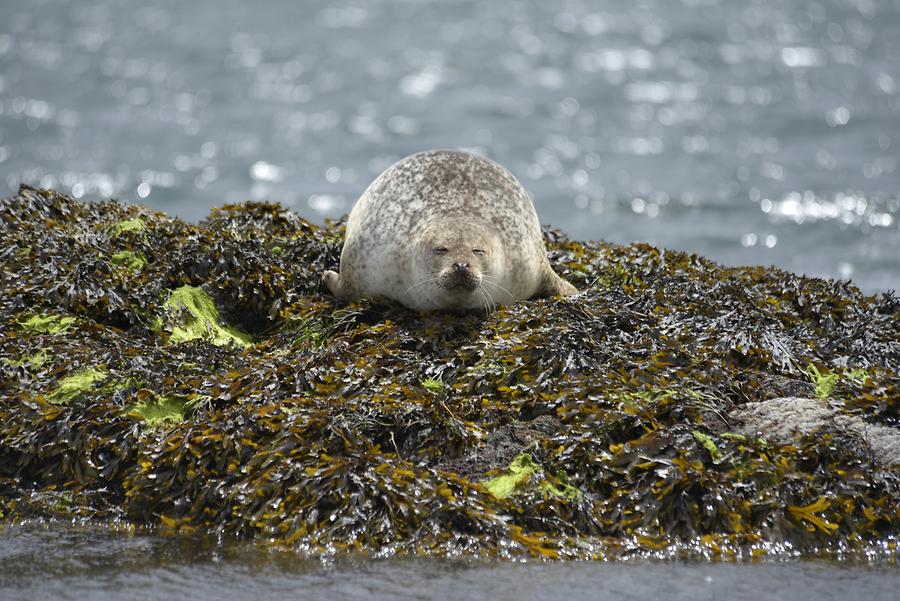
[555,276,579,296]
[323,270,345,301]
[535,270,579,298]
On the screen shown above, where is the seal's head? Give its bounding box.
[407,219,507,311]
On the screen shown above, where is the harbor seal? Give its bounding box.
[323,150,578,311]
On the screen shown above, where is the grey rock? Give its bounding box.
[730,397,900,466]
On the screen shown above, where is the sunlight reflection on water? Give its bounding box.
[1,0,899,292]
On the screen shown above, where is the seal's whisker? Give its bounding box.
[477,285,494,314]
[407,274,441,288]
[405,274,442,295]
[405,280,436,294]
[481,277,514,302]
[478,283,494,309]
[481,275,515,300]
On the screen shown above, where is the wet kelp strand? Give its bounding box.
[1,186,898,560]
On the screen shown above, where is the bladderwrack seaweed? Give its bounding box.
[1,187,898,559]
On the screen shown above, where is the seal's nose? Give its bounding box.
[453,262,469,274]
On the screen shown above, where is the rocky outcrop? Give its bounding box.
[1,186,898,559]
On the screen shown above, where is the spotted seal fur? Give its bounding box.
[323,150,578,311]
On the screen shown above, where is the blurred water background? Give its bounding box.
[1,0,899,292]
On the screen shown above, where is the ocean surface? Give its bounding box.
[1,526,899,601]
[1,0,899,292]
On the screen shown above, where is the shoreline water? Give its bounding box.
[2,525,900,601]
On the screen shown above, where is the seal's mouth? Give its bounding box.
[446,281,477,292]
[440,269,480,292]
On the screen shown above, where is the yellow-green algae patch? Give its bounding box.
[539,472,582,500]
[421,378,445,394]
[484,452,581,500]
[692,430,724,463]
[5,349,50,369]
[807,364,839,399]
[485,453,538,499]
[158,285,251,348]
[108,217,145,238]
[110,250,147,270]
[20,314,76,334]
[127,393,187,428]
[47,367,108,405]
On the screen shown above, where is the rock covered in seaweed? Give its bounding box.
[1,186,898,560]
[731,396,900,466]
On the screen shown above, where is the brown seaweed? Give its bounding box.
[1,186,898,560]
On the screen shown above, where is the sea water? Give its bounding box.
[1,0,898,292]
[1,526,898,601]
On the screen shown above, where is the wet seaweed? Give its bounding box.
[1,186,898,560]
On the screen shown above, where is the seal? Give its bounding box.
[323,150,578,311]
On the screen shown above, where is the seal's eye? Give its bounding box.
[472,248,486,256]
[433,247,448,255]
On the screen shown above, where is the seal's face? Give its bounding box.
[409,221,503,311]
[432,244,483,292]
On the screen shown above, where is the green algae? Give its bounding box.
[805,365,873,400]
[421,378,445,394]
[108,218,146,238]
[285,315,330,349]
[484,452,582,500]
[539,472,582,500]
[807,364,839,399]
[47,367,108,405]
[484,453,539,499]
[4,349,49,370]
[127,394,187,428]
[110,250,147,270]
[846,368,870,385]
[52,492,75,513]
[20,314,76,334]
[157,285,252,348]
[692,430,724,463]
[320,233,343,245]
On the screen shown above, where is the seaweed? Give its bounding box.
[46,367,109,405]
[155,285,252,348]
[110,250,148,271]
[108,218,146,238]
[1,186,899,560]
[484,452,582,500]
[127,392,188,428]
[20,314,76,334]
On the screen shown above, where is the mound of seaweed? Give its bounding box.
[1,186,898,560]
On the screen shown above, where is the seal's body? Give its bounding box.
[323,150,577,311]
